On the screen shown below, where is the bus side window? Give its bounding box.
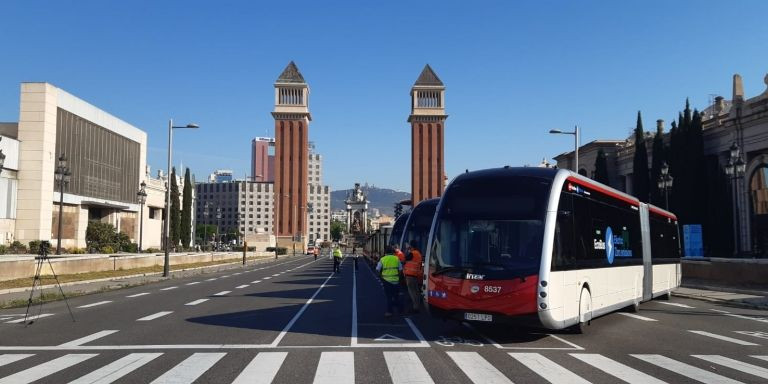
[553,193,575,270]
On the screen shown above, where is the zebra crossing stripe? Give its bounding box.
[0,354,33,368]
[69,353,162,384]
[314,352,354,384]
[571,354,667,384]
[59,330,119,347]
[688,331,759,346]
[447,352,513,384]
[149,352,225,384]
[693,355,768,379]
[632,354,743,384]
[0,353,97,384]
[384,351,434,384]
[509,353,590,384]
[231,352,287,384]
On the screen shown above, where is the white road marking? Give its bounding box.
[59,330,119,347]
[206,278,217,281]
[509,353,590,384]
[633,354,744,384]
[185,299,209,306]
[314,352,354,384]
[0,318,10,321]
[710,309,731,314]
[272,274,280,277]
[618,313,657,321]
[233,272,241,275]
[753,356,768,362]
[127,293,150,298]
[0,354,33,367]
[721,313,768,324]
[0,353,97,384]
[137,311,173,321]
[447,351,513,384]
[149,352,225,384]
[251,280,262,284]
[213,291,231,296]
[69,352,162,384]
[77,301,112,309]
[231,352,288,384]
[384,351,434,384]
[160,286,178,291]
[688,330,759,346]
[693,355,768,379]
[5,314,54,323]
[270,273,335,347]
[222,275,230,278]
[571,353,667,384]
[264,277,272,280]
[186,282,200,285]
[235,285,249,289]
[655,301,694,308]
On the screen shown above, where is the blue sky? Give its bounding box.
[1,1,767,192]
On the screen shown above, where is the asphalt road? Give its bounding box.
[0,254,767,383]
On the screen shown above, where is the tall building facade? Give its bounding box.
[195,181,275,240]
[272,61,310,245]
[251,137,275,182]
[409,65,447,205]
[307,147,331,244]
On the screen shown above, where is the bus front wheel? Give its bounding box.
[573,288,592,334]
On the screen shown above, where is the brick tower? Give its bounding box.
[272,61,311,246]
[409,64,447,205]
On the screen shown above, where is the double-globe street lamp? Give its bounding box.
[724,141,746,255]
[54,154,72,255]
[137,181,147,253]
[164,119,199,277]
[549,126,580,172]
[657,162,673,210]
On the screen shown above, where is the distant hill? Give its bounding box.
[331,185,410,216]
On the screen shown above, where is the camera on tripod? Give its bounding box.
[38,240,50,257]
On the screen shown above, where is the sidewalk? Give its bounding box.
[675,279,768,310]
[0,254,301,308]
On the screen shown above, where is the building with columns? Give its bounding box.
[409,65,447,206]
[553,72,768,256]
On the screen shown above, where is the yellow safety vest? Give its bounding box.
[333,249,342,258]
[380,254,400,284]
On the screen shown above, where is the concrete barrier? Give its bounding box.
[682,257,768,286]
[0,251,275,281]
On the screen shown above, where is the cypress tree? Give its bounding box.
[170,167,181,248]
[593,148,609,185]
[632,111,650,202]
[650,120,666,207]
[180,168,192,248]
[688,109,705,224]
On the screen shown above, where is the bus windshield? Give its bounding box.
[389,211,410,248]
[402,199,439,252]
[431,175,551,279]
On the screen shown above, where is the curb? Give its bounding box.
[0,255,297,296]
[680,283,768,297]
[673,291,768,311]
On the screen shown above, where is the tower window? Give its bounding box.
[279,88,304,105]
[417,91,441,108]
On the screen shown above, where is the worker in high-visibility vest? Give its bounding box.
[332,246,343,273]
[376,246,403,317]
[403,243,424,314]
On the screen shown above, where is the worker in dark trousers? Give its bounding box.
[333,246,343,273]
[352,247,358,270]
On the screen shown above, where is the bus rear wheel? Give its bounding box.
[572,288,592,334]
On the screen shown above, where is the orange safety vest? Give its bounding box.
[395,249,405,263]
[403,249,423,277]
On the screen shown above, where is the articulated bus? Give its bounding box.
[398,198,440,252]
[423,167,681,332]
[388,211,410,248]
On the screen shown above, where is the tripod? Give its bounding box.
[23,241,75,325]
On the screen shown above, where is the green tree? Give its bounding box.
[632,111,650,202]
[170,167,181,248]
[593,148,609,185]
[180,168,192,248]
[650,120,666,207]
[196,224,217,244]
[330,220,346,242]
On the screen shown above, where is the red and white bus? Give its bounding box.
[423,167,681,331]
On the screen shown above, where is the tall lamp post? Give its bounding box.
[724,141,746,256]
[657,162,673,210]
[54,154,72,255]
[137,181,147,253]
[550,126,580,172]
[164,119,199,277]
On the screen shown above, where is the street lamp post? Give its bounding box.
[54,154,72,255]
[549,126,580,172]
[164,119,199,277]
[657,162,673,210]
[137,181,147,253]
[724,141,746,256]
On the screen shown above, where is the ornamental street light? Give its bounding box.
[724,141,746,256]
[656,162,673,210]
[550,126,580,172]
[54,153,72,255]
[164,119,199,277]
[137,181,147,253]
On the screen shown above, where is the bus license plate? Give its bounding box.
[464,312,492,322]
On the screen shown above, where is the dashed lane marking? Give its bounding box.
[137,311,173,321]
[655,302,694,308]
[618,313,657,321]
[688,330,759,346]
[213,291,231,296]
[77,301,112,309]
[186,282,201,286]
[59,330,119,347]
[185,299,209,306]
[235,285,249,289]
[126,293,150,298]
[251,280,262,284]
[160,286,178,291]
